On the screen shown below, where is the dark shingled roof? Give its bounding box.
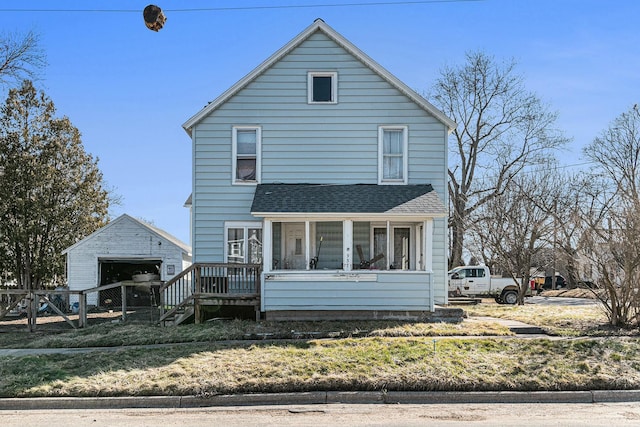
[251,184,446,215]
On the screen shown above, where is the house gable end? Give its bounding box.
[63,214,191,256]
[182,19,455,135]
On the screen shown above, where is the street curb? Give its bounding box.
[0,396,182,410]
[1,390,639,410]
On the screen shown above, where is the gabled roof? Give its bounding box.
[251,184,447,217]
[62,214,191,255]
[182,19,456,135]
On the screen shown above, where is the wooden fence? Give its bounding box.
[1,263,263,330]
[0,281,160,331]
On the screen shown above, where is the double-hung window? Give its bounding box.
[225,222,263,265]
[378,126,408,184]
[308,71,337,104]
[232,126,261,184]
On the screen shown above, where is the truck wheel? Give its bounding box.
[502,290,518,305]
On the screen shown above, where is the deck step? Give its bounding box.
[173,306,194,325]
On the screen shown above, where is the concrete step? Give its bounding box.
[468,316,548,335]
[508,326,547,334]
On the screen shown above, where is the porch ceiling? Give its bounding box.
[250,183,446,217]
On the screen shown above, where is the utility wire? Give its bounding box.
[537,161,595,172]
[465,161,597,183]
[0,0,483,13]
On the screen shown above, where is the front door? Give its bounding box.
[283,223,306,270]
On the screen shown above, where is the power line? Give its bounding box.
[0,0,483,13]
[530,161,595,172]
[466,161,598,183]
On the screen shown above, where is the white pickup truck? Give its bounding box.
[448,265,527,304]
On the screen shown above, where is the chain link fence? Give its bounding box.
[1,283,162,332]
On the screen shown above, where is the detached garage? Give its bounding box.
[63,214,192,306]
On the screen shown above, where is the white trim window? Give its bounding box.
[225,222,263,264]
[378,126,408,184]
[232,126,261,184]
[308,71,338,104]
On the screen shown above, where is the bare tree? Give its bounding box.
[0,30,46,87]
[429,52,568,269]
[526,169,587,288]
[469,170,558,303]
[579,105,640,328]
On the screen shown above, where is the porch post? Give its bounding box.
[425,219,435,310]
[343,220,353,271]
[386,221,391,270]
[305,220,311,270]
[263,219,272,273]
[424,219,433,272]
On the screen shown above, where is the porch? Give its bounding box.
[262,270,436,319]
[158,263,262,325]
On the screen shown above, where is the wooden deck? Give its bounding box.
[158,263,262,325]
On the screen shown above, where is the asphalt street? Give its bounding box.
[3,402,640,427]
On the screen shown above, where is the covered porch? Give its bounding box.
[250,183,447,319]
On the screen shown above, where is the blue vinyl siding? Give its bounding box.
[262,272,432,311]
[191,31,448,302]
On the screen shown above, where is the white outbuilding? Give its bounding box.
[62,214,191,306]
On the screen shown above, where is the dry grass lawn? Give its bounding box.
[1,294,638,398]
[1,337,639,397]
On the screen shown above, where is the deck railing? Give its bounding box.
[158,263,262,322]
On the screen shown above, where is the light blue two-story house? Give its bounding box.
[177,19,455,322]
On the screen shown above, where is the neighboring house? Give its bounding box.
[574,227,624,288]
[181,19,455,320]
[63,214,192,306]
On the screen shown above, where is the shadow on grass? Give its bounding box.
[0,339,311,397]
[0,316,513,398]
[1,313,509,350]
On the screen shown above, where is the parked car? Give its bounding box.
[540,275,566,290]
[448,265,528,304]
[577,280,598,289]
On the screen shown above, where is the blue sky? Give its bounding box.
[0,0,638,245]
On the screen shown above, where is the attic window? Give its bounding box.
[308,71,337,104]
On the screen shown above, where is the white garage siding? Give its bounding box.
[63,214,191,306]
